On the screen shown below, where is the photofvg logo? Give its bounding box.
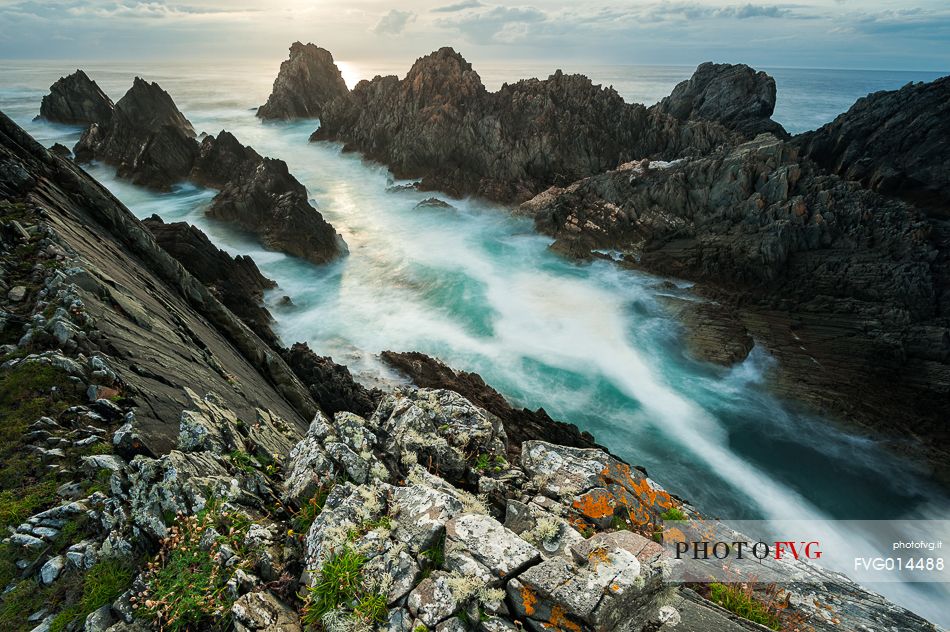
[660,519,950,585]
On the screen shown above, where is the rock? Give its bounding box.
[40,555,66,584]
[84,605,116,632]
[407,575,458,628]
[257,42,349,120]
[74,77,198,190]
[282,342,379,417]
[313,48,738,203]
[657,295,754,366]
[796,75,950,216]
[444,514,539,580]
[654,61,788,138]
[143,215,279,344]
[231,591,302,631]
[39,70,114,125]
[390,480,465,553]
[198,132,347,265]
[381,351,601,456]
[7,285,27,301]
[414,197,454,209]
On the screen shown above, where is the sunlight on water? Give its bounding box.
[2,61,948,625]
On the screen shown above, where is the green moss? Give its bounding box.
[0,580,49,631]
[0,480,57,529]
[48,558,134,632]
[0,362,71,442]
[708,583,780,630]
[660,507,687,521]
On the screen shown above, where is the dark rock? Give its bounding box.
[142,215,279,345]
[312,47,739,203]
[49,143,72,158]
[654,62,788,139]
[199,131,347,265]
[39,70,114,126]
[74,77,198,189]
[796,75,950,216]
[414,197,454,209]
[657,295,754,366]
[521,135,950,479]
[257,42,349,120]
[282,342,380,417]
[380,350,602,457]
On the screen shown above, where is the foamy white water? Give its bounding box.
[2,60,947,625]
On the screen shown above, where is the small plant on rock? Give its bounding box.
[660,506,687,521]
[302,545,388,628]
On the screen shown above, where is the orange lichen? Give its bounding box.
[572,489,615,520]
[544,605,583,632]
[587,546,611,569]
[521,584,538,616]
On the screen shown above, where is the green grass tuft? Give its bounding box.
[708,583,781,630]
[660,506,688,521]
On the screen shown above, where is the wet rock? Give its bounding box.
[415,197,455,210]
[257,42,349,120]
[282,342,379,417]
[39,70,114,126]
[654,61,788,138]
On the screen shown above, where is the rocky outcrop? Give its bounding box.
[38,70,115,126]
[53,74,346,265]
[199,132,347,265]
[796,75,950,216]
[142,215,279,346]
[521,137,950,479]
[380,350,601,455]
[257,42,349,120]
[281,342,380,417]
[654,61,788,138]
[312,47,739,203]
[74,77,197,189]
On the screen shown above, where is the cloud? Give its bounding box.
[432,0,484,13]
[373,9,415,35]
[436,5,547,43]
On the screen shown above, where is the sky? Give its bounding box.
[1,0,948,71]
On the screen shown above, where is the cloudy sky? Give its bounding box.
[1,0,948,70]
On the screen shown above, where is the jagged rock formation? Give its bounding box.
[54,74,346,265]
[38,70,115,126]
[257,42,349,120]
[312,47,739,203]
[142,215,279,346]
[281,342,380,417]
[654,61,788,138]
[796,75,950,216]
[0,112,938,632]
[198,132,347,265]
[381,350,601,455]
[521,137,950,479]
[74,77,197,189]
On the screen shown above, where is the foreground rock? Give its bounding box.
[38,69,115,126]
[142,215,280,345]
[796,74,950,216]
[654,61,788,139]
[522,136,950,479]
[74,77,197,189]
[313,47,739,203]
[381,350,601,455]
[257,42,349,120]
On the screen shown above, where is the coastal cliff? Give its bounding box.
[2,108,938,631]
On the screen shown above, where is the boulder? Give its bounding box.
[39,70,114,126]
[444,514,539,580]
[654,62,788,138]
[282,342,379,417]
[257,42,349,120]
[231,591,302,631]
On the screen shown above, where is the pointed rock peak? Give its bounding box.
[39,69,115,126]
[115,77,195,137]
[257,42,349,120]
[403,47,485,103]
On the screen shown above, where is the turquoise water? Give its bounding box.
[2,61,948,623]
